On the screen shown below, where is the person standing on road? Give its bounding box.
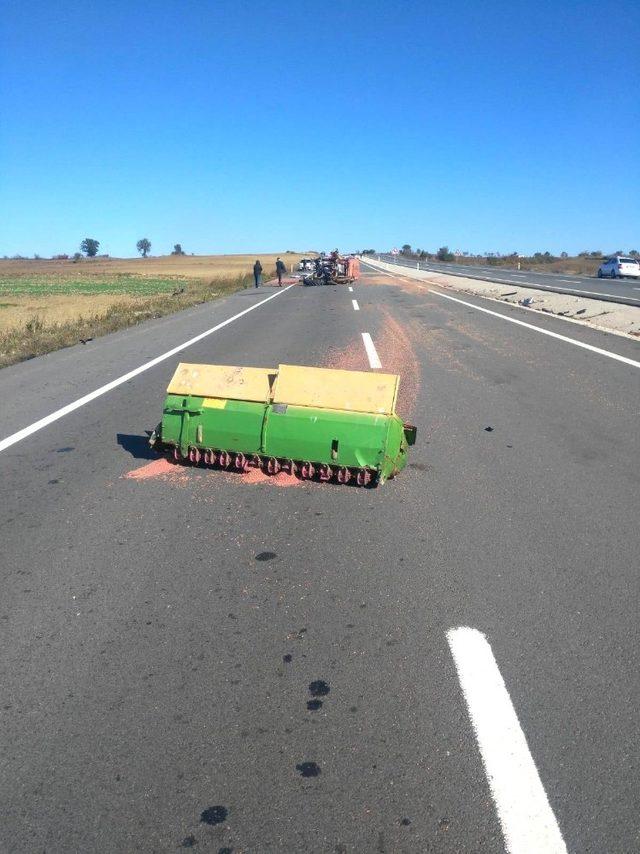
[253,259,263,288]
[276,257,286,286]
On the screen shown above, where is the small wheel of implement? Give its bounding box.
[218,450,231,468]
[356,469,372,487]
[337,467,351,484]
[300,461,315,479]
[318,464,333,481]
[266,457,281,475]
[234,453,248,471]
[188,446,201,464]
[203,449,216,465]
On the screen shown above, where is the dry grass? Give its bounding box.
[428,255,604,276]
[0,252,311,368]
[0,252,309,282]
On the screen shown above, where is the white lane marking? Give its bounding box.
[360,262,640,369]
[447,627,567,854]
[561,279,583,284]
[0,286,295,453]
[430,290,640,369]
[361,333,382,369]
[352,299,360,311]
[348,286,353,292]
[361,259,640,304]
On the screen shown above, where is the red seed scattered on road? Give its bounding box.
[124,458,181,480]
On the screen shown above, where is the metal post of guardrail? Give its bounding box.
[416,262,419,270]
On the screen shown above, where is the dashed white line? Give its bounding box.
[348,286,353,292]
[352,299,360,311]
[447,627,567,854]
[361,333,382,369]
[0,285,296,454]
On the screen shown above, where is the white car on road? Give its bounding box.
[597,256,640,279]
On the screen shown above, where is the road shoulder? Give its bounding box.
[363,257,640,341]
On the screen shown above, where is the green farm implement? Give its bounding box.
[150,363,416,486]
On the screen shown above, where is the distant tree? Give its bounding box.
[560,251,568,258]
[80,238,100,257]
[578,250,590,257]
[419,250,428,259]
[630,249,639,257]
[172,243,185,255]
[436,246,454,261]
[401,244,412,255]
[136,238,151,257]
[73,252,82,262]
[590,250,602,257]
[614,250,624,255]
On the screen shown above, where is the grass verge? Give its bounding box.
[0,272,265,369]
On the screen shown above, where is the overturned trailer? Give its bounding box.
[303,255,360,286]
[151,362,416,486]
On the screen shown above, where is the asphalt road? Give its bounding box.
[378,254,640,307]
[1,270,639,853]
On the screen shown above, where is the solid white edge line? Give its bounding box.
[361,333,382,369]
[352,299,360,311]
[0,285,295,453]
[362,259,640,304]
[430,290,640,369]
[447,627,567,854]
[361,261,640,369]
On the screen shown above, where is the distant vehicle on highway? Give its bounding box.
[597,256,640,279]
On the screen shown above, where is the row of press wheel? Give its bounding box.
[166,445,377,486]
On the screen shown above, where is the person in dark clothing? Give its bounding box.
[253,260,262,288]
[276,257,286,286]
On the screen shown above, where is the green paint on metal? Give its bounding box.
[157,392,413,482]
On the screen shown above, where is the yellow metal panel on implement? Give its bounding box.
[272,364,399,415]
[167,363,276,402]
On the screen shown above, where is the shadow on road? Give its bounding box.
[117,433,155,460]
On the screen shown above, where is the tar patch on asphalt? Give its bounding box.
[296,761,321,777]
[308,680,330,697]
[200,805,228,825]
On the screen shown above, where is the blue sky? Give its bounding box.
[1,0,638,257]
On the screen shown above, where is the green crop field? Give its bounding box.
[0,274,189,297]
